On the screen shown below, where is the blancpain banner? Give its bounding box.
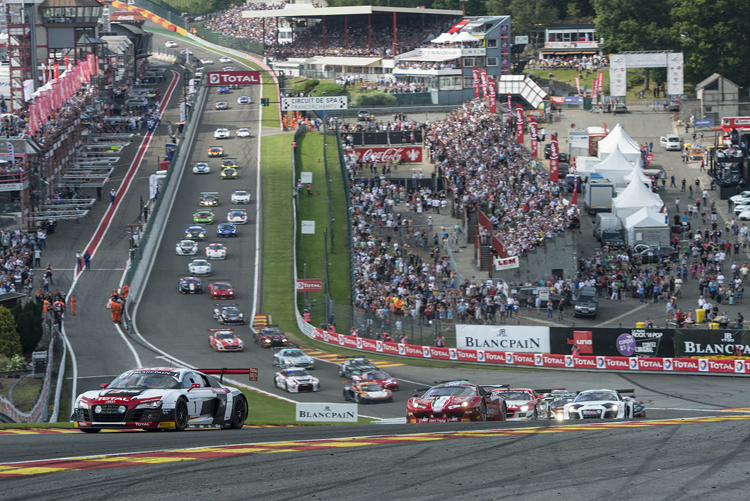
[296,403,358,422]
[456,325,550,352]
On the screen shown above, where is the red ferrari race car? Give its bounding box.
[406,381,507,423]
[255,328,289,348]
[208,281,235,299]
[208,329,244,352]
[351,370,399,391]
[489,388,547,421]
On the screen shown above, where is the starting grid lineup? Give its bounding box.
[1,414,748,477]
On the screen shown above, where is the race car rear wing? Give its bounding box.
[197,368,252,384]
[615,389,636,395]
[208,328,234,332]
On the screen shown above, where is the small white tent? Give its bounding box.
[624,207,670,247]
[613,177,664,220]
[598,123,642,166]
[593,146,636,186]
[431,33,452,43]
[623,164,656,190]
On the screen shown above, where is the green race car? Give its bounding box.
[193,209,215,224]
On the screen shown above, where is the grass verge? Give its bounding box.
[261,134,296,333]
[294,132,351,327]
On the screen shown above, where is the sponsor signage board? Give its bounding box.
[207,71,261,86]
[248,368,258,382]
[456,325,550,353]
[694,118,713,128]
[550,327,675,358]
[673,330,750,358]
[296,279,323,292]
[281,96,348,111]
[301,220,315,234]
[296,403,358,422]
[352,147,422,163]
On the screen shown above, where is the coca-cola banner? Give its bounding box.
[515,103,524,144]
[592,77,598,100]
[487,77,497,113]
[352,147,423,163]
[507,93,512,113]
[480,68,487,100]
[597,72,604,98]
[549,133,559,182]
[472,67,481,99]
[529,119,538,157]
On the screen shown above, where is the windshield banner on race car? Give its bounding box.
[296,403,357,422]
[456,325,550,352]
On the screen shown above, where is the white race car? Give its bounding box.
[188,259,212,276]
[219,56,232,63]
[205,243,227,259]
[273,348,315,369]
[176,239,199,256]
[227,209,248,224]
[274,367,320,393]
[71,367,248,432]
[165,41,178,48]
[214,128,230,139]
[563,389,642,420]
[193,162,210,174]
[200,58,213,64]
[231,190,250,204]
[237,128,251,138]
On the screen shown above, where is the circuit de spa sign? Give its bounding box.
[352,147,423,163]
[207,71,261,86]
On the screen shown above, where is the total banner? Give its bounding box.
[549,134,559,182]
[472,67,481,98]
[529,119,538,157]
[352,147,422,163]
[515,104,524,144]
[308,328,750,375]
[487,77,497,113]
[673,329,750,358]
[456,325,550,352]
[549,327,675,358]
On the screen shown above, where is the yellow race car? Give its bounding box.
[208,147,224,158]
[221,167,239,179]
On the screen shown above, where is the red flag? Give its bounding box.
[487,77,497,113]
[507,93,512,125]
[480,69,487,100]
[87,54,95,77]
[550,134,559,182]
[472,67,481,99]
[597,72,604,97]
[529,119,538,157]
[64,54,70,70]
[515,103,524,143]
[571,157,578,205]
[575,75,581,96]
[592,78,598,99]
[603,122,609,134]
[54,63,59,80]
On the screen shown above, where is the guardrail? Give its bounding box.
[302,327,750,376]
[0,334,55,423]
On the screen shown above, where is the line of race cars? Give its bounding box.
[71,353,647,431]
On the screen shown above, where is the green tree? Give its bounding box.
[592,0,675,53]
[0,305,22,359]
[12,302,43,354]
[486,0,558,38]
[671,0,750,86]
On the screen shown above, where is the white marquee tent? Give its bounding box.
[613,177,664,220]
[593,146,637,186]
[624,207,670,247]
[598,123,642,166]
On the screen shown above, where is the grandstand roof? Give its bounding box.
[241,6,463,19]
[311,56,383,67]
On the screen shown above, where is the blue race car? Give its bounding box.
[216,222,238,237]
[217,87,230,94]
[237,95,251,104]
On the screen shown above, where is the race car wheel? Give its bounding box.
[501,403,507,421]
[480,402,487,421]
[79,428,101,433]
[174,400,189,431]
[230,397,247,429]
[355,393,361,404]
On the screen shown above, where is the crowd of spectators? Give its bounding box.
[0,228,42,299]
[427,99,575,257]
[202,2,447,60]
[394,60,459,71]
[529,54,608,71]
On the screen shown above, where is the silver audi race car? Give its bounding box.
[72,367,249,432]
[563,389,646,420]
